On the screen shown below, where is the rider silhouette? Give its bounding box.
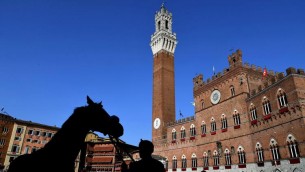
[122,139,165,172]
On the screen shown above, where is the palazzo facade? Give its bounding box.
[151,5,305,172]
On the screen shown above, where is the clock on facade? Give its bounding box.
[154,118,161,129]
[210,90,221,104]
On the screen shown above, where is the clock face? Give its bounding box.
[210,90,221,104]
[154,118,161,129]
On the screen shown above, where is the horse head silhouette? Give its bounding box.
[7,96,124,172]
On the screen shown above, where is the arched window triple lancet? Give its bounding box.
[255,142,264,162]
[203,152,209,167]
[224,148,232,165]
[172,156,177,170]
[190,124,196,137]
[201,121,207,135]
[191,153,197,168]
[287,134,300,158]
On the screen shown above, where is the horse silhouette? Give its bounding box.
[7,96,124,172]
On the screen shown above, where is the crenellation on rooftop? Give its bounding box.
[167,116,195,127]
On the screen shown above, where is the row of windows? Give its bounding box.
[172,90,290,141]
[27,129,54,138]
[167,134,299,169]
[199,87,288,113]
[250,90,288,121]
[172,114,242,141]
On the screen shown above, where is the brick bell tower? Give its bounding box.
[150,4,177,145]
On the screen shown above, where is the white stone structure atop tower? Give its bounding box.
[150,4,177,55]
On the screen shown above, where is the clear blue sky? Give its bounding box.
[0,0,304,146]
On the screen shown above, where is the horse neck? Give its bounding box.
[43,107,91,160]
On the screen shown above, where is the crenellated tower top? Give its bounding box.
[228,49,243,67]
[150,4,177,55]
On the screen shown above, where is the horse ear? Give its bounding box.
[87,96,94,105]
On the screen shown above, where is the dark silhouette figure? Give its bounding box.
[122,139,165,172]
[7,96,123,172]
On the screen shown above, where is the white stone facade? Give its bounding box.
[150,4,177,55]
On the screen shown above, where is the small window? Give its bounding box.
[191,154,197,168]
[165,20,169,29]
[277,89,288,108]
[172,156,177,170]
[238,146,246,164]
[224,149,231,165]
[213,150,219,166]
[190,124,196,137]
[263,97,272,115]
[41,132,47,137]
[180,127,186,139]
[47,132,53,138]
[16,127,23,134]
[256,142,264,162]
[0,139,5,146]
[24,146,31,154]
[233,110,241,126]
[203,152,209,167]
[250,104,258,120]
[201,122,206,134]
[221,114,228,129]
[270,139,280,160]
[26,138,32,142]
[171,129,176,141]
[230,86,235,96]
[11,145,20,153]
[287,134,299,158]
[2,127,9,134]
[28,129,33,135]
[211,118,216,132]
[34,131,40,136]
[181,155,187,169]
[158,21,161,30]
[14,137,21,141]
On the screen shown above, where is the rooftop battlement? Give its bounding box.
[167,116,195,127]
[249,67,305,97]
[193,50,305,92]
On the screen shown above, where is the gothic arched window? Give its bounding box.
[210,118,216,134]
[287,134,299,158]
[190,124,196,138]
[203,152,209,167]
[171,128,176,142]
[221,114,228,132]
[191,153,197,168]
[233,110,241,127]
[180,126,186,141]
[277,88,288,108]
[213,150,219,166]
[270,139,280,161]
[181,155,187,169]
[238,146,246,164]
[201,121,207,136]
[172,156,177,170]
[262,96,272,115]
[250,103,258,121]
[230,85,235,96]
[256,142,264,162]
[224,149,232,165]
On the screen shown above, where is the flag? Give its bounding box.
[191,102,195,106]
[179,110,183,117]
[263,67,267,78]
